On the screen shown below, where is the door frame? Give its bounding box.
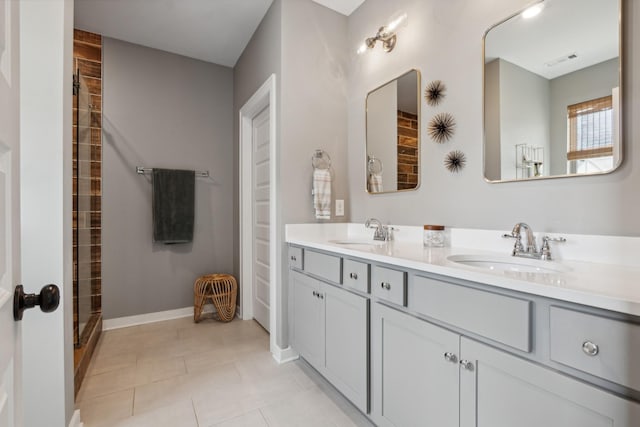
[239,74,279,355]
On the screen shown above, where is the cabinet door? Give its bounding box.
[372,303,459,427]
[460,337,640,427]
[291,271,325,369]
[323,282,369,413]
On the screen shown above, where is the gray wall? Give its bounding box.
[367,80,398,191]
[549,58,620,175]
[280,0,348,345]
[233,0,348,346]
[347,0,639,236]
[484,59,501,181]
[280,0,349,224]
[102,38,234,319]
[498,59,550,180]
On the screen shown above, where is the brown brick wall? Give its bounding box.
[397,110,419,190]
[73,29,102,396]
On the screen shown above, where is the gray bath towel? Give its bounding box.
[152,168,195,244]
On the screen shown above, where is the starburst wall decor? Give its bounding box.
[444,150,467,173]
[428,112,456,143]
[424,80,446,106]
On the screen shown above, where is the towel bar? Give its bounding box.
[136,166,209,177]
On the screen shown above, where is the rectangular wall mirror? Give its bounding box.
[483,0,621,182]
[366,69,421,193]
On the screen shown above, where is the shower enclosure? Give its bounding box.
[73,71,100,346]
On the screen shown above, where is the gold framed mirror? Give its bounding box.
[483,0,621,182]
[366,69,421,193]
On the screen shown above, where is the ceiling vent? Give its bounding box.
[545,53,578,67]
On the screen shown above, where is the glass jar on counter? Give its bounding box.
[423,225,445,247]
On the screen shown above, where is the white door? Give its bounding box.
[252,107,271,331]
[0,0,21,425]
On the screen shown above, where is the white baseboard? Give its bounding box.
[271,345,299,364]
[68,410,83,427]
[103,306,213,331]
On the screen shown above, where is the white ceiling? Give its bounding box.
[311,0,365,16]
[75,0,366,68]
[74,0,274,67]
[485,0,618,79]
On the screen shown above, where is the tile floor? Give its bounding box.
[76,316,374,427]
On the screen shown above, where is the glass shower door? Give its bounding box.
[74,71,94,346]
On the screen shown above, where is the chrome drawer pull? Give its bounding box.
[381,282,391,290]
[349,272,358,280]
[444,352,458,363]
[582,341,599,356]
[460,360,474,371]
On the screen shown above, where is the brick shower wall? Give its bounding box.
[73,29,103,397]
[397,110,418,190]
[73,30,102,338]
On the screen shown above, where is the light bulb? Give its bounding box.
[356,43,368,55]
[522,4,543,19]
[387,13,407,32]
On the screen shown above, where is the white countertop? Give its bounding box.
[285,223,640,317]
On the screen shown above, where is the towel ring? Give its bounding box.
[312,149,331,170]
[367,156,383,174]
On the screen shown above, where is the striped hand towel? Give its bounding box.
[313,168,331,220]
[368,173,383,193]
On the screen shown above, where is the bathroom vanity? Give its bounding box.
[286,223,640,427]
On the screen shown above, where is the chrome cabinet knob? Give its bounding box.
[582,341,599,356]
[460,360,474,371]
[319,294,324,300]
[349,272,358,280]
[312,291,317,297]
[290,255,297,261]
[444,352,458,363]
[381,282,391,290]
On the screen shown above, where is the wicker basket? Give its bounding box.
[193,274,237,322]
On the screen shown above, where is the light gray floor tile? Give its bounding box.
[211,409,269,427]
[77,318,372,427]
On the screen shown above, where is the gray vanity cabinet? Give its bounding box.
[290,266,369,413]
[372,302,459,427]
[323,282,368,412]
[290,243,640,426]
[460,337,640,427]
[373,302,640,427]
[291,271,325,369]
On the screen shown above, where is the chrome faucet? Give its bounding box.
[365,218,394,241]
[503,222,566,260]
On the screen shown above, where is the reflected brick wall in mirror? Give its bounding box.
[397,110,418,190]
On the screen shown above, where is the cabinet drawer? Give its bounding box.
[372,266,406,306]
[304,250,342,283]
[288,246,303,269]
[550,307,640,391]
[343,259,369,293]
[410,276,531,352]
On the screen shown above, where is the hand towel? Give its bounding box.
[152,168,195,244]
[313,168,331,220]
[368,173,383,193]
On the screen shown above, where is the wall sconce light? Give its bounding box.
[357,13,407,54]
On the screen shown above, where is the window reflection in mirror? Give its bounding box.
[483,0,621,182]
[366,69,421,193]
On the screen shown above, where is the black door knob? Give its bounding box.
[13,284,60,321]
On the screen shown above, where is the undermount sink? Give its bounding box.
[328,239,384,246]
[447,254,572,274]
